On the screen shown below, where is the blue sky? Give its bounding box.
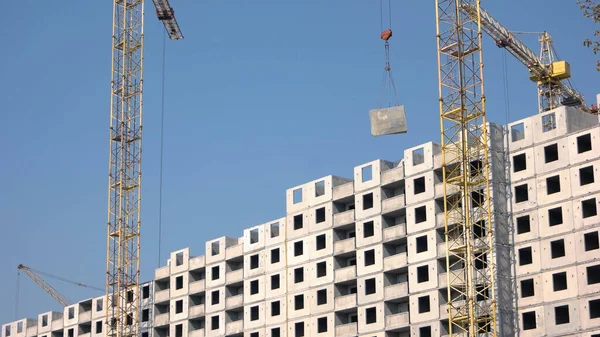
[0,0,597,325]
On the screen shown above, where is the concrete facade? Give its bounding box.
[3,103,600,337]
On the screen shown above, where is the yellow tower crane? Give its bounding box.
[435,0,497,336]
[105,1,182,337]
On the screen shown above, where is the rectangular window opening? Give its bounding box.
[546,175,561,194]
[211,266,220,280]
[271,248,280,264]
[362,165,373,182]
[250,306,259,321]
[413,148,425,165]
[588,265,600,285]
[271,328,280,337]
[418,295,431,313]
[511,123,525,142]
[548,207,563,226]
[515,184,529,203]
[270,222,280,238]
[364,249,375,266]
[554,305,570,325]
[519,247,533,266]
[294,241,303,256]
[317,289,327,305]
[589,299,600,319]
[583,198,598,218]
[516,215,531,234]
[271,274,280,289]
[414,177,426,194]
[294,322,304,337]
[315,180,325,197]
[542,113,556,133]
[211,291,219,305]
[419,326,432,337]
[250,254,259,269]
[317,317,327,333]
[551,239,566,259]
[316,261,327,278]
[293,188,303,204]
[522,311,536,330]
[211,242,219,256]
[365,278,376,295]
[176,275,183,290]
[363,193,374,210]
[513,153,527,172]
[294,267,304,283]
[580,165,595,185]
[520,279,534,298]
[363,221,374,238]
[544,143,559,163]
[249,228,259,244]
[416,235,428,253]
[415,205,427,223]
[577,133,592,153]
[316,234,326,250]
[250,280,259,295]
[315,207,326,223]
[365,307,377,324]
[417,265,429,283]
[552,272,567,291]
[294,294,304,310]
[585,231,600,251]
[211,316,219,330]
[271,301,280,316]
[293,214,303,230]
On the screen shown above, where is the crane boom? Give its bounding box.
[152,0,184,40]
[436,0,497,335]
[461,4,589,113]
[18,264,72,307]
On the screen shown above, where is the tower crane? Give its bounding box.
[436,0,497,336]
[105,2,182,337]
[461,4,591,114]
[17,264,103,307]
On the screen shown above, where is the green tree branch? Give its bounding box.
[578,0,600,70]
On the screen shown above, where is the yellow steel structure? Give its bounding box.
[105,2,145,337]
[18,264,72,307]
[435,0,497,336]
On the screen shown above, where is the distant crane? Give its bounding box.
[461,4,590,114]
[105,1,182,337]
[17,264,103,307]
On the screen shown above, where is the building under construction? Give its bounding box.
[3,97,600,337]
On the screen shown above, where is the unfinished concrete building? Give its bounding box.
[3,98,600,337]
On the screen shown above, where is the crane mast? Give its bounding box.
[461,4,590,114]
[105,1,182,337]
[435,0,497,336]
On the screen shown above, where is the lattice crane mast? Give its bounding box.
[461,4,590,114]
[435,0,497,336]
[18,264,104,307]
[105,1,182,337]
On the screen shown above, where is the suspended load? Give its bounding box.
[369,1,407,136]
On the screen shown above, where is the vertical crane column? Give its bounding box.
[105,1,144,337]
[435,0,497,336]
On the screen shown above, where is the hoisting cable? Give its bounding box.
[158,30,167,268]
[378,0,399,108]
[15,270,21,319]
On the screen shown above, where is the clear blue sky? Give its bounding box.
[1,0,597,325]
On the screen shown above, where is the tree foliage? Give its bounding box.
[577,0,600,70]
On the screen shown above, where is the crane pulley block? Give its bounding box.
[381,29,392,41]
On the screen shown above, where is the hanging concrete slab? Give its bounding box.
[369,106,408,136]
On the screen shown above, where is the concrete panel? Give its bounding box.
[205,238,231,265]
[541,266,579,302]
[533,107,597,144]
[381,162,404,187]
[406,200,436,235]
[205,262,226,289]
[287,264,310,293]
[309,230,334,260]
[286,183,310,214]
[409,290,439,323]
[354,188,382,221]
[244,276,266,304]
[204,312,225,337]
[512,177,538,213]
[407,229,438,264]
[575,226,600,263]
[510,147,536,183]
[286,318,310,337]
[308,203,333,233]
[286,237,310,266]
[571,192,600,230]
[264,217,287,247]
[244,250,266,278]
[170,272,188,299]
[543,299,581,336]
[266,296,287,325]
[516,274,544,308]
[536,170,572,207]
[286,291,311,320]
[189,255,205,272]
[244,301,266,329]
[357,273,384,305]
[357,302,385,334]
[577,262,600,296]
[309,176,352,207]
[286,211,310,240]
[540,233,577,269]
[204,287,225,314]
[410,321,442,337]
[265,324,287,337]
[265,271,287,299]
[403,142,441,177]
[570,160,600,198]
[37,312,62,334]
[579,294,600,330]
[515,241,542,276]
[309,284,334,315]
[518,306,546,337]
[265,244,286,273]
[309,257,334,287]
[405,171,436,206]
[332,181,354,202]
[244,224,266,254]
[354,160,385,193]
[408,261,438,293]
[537,200,574,237]
[310,313,334,337]
[514,210,540,243]
[355,216,383,249]
[63,305,79,327]
[91,297,104,320]
[568,127,600,166]
[507,117,534,152]
[356,244,383,277]
[533,137,570,175]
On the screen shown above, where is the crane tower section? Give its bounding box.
[105,1,144,337]
[435,0,497,336]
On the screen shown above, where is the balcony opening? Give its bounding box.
[294,214,303,230]
[577,133,592,153]
[546,175,561,194]
[513,153,526,172]
[250,228,259,244]
[515,184,529,203]
[552,272,567,291]
[418,295,430,313]
[554,305,570,325]
[583,198,598,218]
[250,254,259,269]
[519,247,532,266]
[516,215,531,234]
[544,143,559,163]
[580,165,595,185]
[271,248,280,264]
[551,239,565,259]
[522,311,536,330]
[316,207,326,223]
[548,207,563,226]
[415,206,427,223]
[588,265,600,284]
[317,289,327,305]
[414,177,426,194]
[511,123,525,142]
[416,235,428,253]
[417,265,429,283]
[316,234,326,250]
[585,231,599,251]
[365,278,376,295]
[520,278,534,298]
[363,193,374,210]
[365,307,377,324]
